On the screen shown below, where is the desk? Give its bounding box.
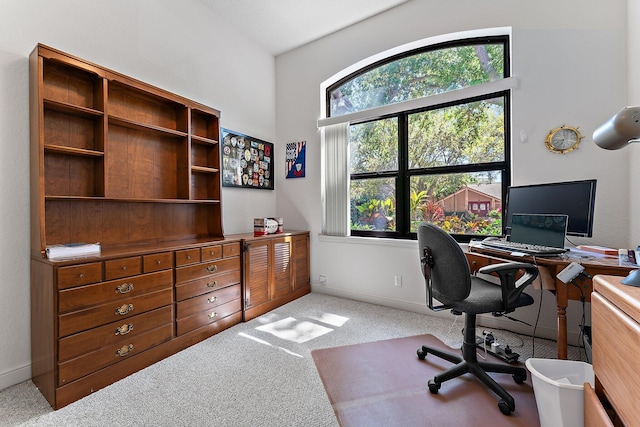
[465,245,635,359]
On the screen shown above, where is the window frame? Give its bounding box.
[322,33,512,242]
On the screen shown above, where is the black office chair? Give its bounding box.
[416,223,539,415]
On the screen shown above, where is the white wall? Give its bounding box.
[275,0,629,343]
[0,0,276,390]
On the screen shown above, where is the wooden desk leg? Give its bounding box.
[557,304,568,359]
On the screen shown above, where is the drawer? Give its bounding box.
[57,262,102,290]
[176,298,241,336]
[176,284,241,319]
[143,252,173,273]
[105,256,141,280]
[175,269,241,301]
[223,242,241,258]
[201,244,222,261]
[58,323,173,386]
[466,253,492,274]
[592,292,640,427]
[584,383,614,427]
[59,270,173,313]
[58,306,173,363]
[175,257,239,284]
[58,288,173,337]
[175,248,200,267]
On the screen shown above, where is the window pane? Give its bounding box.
[409,172,502,235]
[330,43,504,117]
[350,118,398,174]
[408,97,505,169]
[351,178,396,231]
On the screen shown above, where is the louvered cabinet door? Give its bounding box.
[272,237,293,300]
[240,231,311,321]
[243,239,271,310]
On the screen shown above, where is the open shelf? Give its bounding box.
[108,80,189,134]
[42,58,104,111]
[44,99,104,118]
[44,144,104,157]
[32,44,224,256]
[191,134,219,145]
[44,195,221,204]
[108,116,188,138]
[191,165,219,174]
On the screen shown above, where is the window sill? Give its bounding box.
[318,234,418,249]
[317,233,471,252]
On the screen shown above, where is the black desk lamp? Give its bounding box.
[593,107,640,286]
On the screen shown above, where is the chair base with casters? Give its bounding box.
[417,312,528,415]
[416,222,538,416]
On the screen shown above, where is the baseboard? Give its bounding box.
[310,285,456,320]
[0,362,31,391]
[311,285,582,345]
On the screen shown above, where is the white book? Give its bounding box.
[46,243,101,260]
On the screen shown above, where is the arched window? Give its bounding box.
[321,31,513,240]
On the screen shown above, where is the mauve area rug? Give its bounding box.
[312,334,540,427]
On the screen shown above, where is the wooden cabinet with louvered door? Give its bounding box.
[242,231,311,321]
[175,242,242,335]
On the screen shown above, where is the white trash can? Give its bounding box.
[525,358,594,427]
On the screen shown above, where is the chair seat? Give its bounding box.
[450,276,534,315]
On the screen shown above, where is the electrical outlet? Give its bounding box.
[394,275,402,287]
[319,275,327,285]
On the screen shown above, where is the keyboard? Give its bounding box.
[480,239,567,255]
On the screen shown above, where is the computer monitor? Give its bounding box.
[504,179,597,237]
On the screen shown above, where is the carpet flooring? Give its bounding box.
[312,334,540,427]
[1,293,580,426]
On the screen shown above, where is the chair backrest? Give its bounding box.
[418,223,471,306]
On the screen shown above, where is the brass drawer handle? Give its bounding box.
[206,264,218,273]
[115,283,134,294]
[116,344,134,357]
[208,296,217,303]
[115,323,134,335]
[115,304,134,315]
[122,266,126,271]
[156,260,162,265]
[207,281,218,288]
[208,311,217,319]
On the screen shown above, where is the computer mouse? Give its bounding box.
[482,236,500,242]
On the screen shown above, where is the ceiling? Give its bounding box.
[197,0,409,55]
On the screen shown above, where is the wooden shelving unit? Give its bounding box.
[29,44,233,409]
[31,43,224,254]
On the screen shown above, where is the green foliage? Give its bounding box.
[415,209,502,236]
[345,40,506,237]
[332,43,505,116]
[352,195,396,231]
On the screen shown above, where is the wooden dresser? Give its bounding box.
[586,275,640,427]
[29,44,311,409]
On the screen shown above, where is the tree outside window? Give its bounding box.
[328,36,510,240]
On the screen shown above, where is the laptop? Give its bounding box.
[480,213,568,255]
[510,213,568,249]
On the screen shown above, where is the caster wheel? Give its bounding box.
[513,373,526,384]
[427,379,440,394]
[498,399,513,415]
[417,348,427,360]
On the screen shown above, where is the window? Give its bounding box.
[324,35,510,241]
